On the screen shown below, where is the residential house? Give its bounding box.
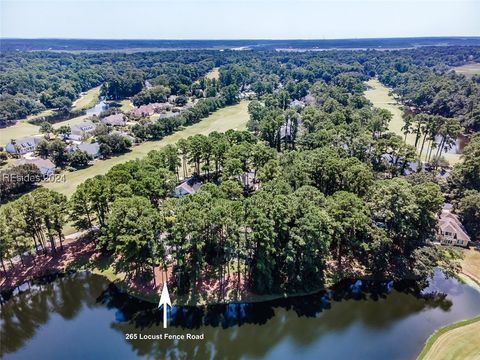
[159,112,178,120]
[279,118,294,142]
[168,95,178,104]
[154,103,172,112]
[16,158,55,177]
[438,207,471,247]
[130,104,155,117]
[70,142,101,159]
[304,95,316,106]
[175,178,202,198]
[239,91,257,100]
[110,131,135,143]
[69,121,96,140]
[5,136,42,154]
[102,113,126,126]
[290,99,305,108]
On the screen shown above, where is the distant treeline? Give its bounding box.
[2,37,480,52]
[1,45,480,130]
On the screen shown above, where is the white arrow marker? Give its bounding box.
[158,283,172,329]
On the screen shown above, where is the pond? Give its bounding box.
[436,134,470,155]
[1,269,479,359]
[85,99,108,116]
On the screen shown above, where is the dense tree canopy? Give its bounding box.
[2,45,477,299]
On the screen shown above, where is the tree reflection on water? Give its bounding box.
[1,270,473,360]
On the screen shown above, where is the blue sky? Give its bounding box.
[1,0,479,39]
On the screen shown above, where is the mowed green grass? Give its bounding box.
[206,67,220,80]
[1,88,100,145]
[453,63,480,78]
[1,121,40,145]
[71,86,101,112]
[52,114,91,129]
[0,114,93,146]
[417,316,480,360]
[43,101,250,197]
[364,79,461,165]
[1,109,56,144]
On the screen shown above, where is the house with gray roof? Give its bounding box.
[69,121,96,140]
[102,113,126,126]
[16,158,55,176]
[175,177,202,198]
[5,136,42,154]
[70,142,101,159]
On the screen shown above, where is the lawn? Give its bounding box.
[206,67,220,80]
[0,121,40,145]
[43,101,250,196]
[1,109,57,144]
[0,114,95,147]
[461,248,480,286]
[52,114,91,129]
[417,316,480,360]
[364,79,461,165]
[453,63,480,78]
[26,109,56,122]
[71,86,101,112]
[115,99,134,112]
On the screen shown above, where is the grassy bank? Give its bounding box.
[0,87,102,145]
[43,101,250,197]
[364,79,461,165]
[417,316,480,360]
[0,115,98,149]
[71,86,101,112]
[461,248,480,286]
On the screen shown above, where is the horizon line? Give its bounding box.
[2,36,480,41]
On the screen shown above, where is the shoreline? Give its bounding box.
[0,234,381,306]
[0,235,325,306]
[2,235,478,307]
[416,315,480,360]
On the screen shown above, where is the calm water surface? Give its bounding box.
[1,270,479,360]
[85,99,108,116]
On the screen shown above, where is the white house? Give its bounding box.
[16,158,56,177]
[438,209,471,247]
[175,178,202,198]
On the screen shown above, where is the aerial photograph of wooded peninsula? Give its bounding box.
[0,0,479,359]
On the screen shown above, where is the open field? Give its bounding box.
[71,86,101,111]
[0,114,93,146]
[417,316,480,360]
[116,99,134,112]
[364,79,461,165]
[0,109,56,144]
[52,114,91,129]
[43,101,250,196]
[0,121,40,145]
[1,89,100,145]
[26,109,55,122]
[1,90,102,144]
[453,63,480,78]
[461,248,480,286]
[206,67,220,80]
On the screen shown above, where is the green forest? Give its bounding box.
[1,46,479,300]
